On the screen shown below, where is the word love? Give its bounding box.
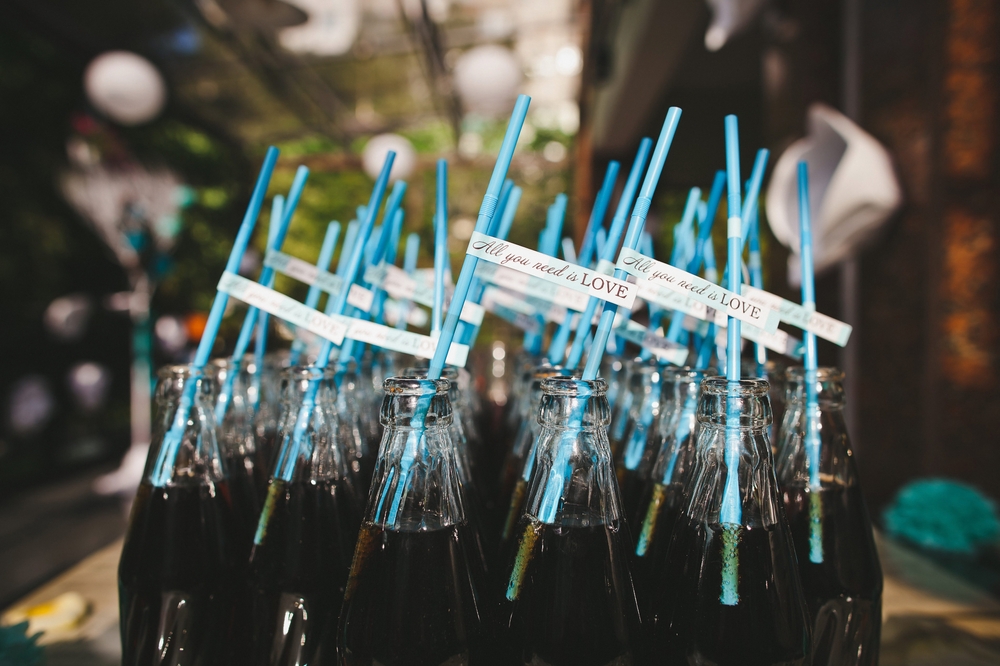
[616,247,779,332]
[218,272,347,345]
[265,250,373,312]
[468,232,637,309]
[740,285,852,346]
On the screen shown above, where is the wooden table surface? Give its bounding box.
[5,533,1000,664]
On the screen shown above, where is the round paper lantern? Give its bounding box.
[362,134,416,182]
[84,51,167,126]
[453,45,522,116]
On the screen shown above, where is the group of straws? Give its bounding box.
[126,92,852,663]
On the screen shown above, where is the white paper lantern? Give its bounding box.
[84,51,167,126]
[362,134,416,182]
[453,45,522,116]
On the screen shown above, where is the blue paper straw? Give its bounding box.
[250,194,287,411]
[274,152,396,483]
[720,114,744,606]
[433,159,448,335]
[463,183,522,348]
[425,95,530,381]
[384,96,531,527]
[798,160,823,564]
[152,146,279,487]
[374,208,406,325]
[288,221,342,366]
[395,232,421,330]
[537,109,682,528]
[335,180,408,366]
[582,110,682,381]
[525,196,567,356]
[747,196,766,374]
[336,221,361,277]
[594,227,607,263]
[565,139,653,371]
[216,166,310,423]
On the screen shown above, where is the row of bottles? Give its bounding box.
[118,347,881,665]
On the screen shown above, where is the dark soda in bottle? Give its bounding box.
[498,376,643,666]
[648,377,810,665]
[775,367,882,665]
[118,364,239,665]
[339,377,491,665]
[246,366,363,665]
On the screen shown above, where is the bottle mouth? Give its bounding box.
[383,376,450,396]
[668,366,715,383]
[400,366,459,382]
[282,365,336,383]
[700,376,770,397]
[784,366,845,383]
[541,376,607,397]
[158,363,209,382]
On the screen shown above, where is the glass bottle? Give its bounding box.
[118,364,239,665]
[336,361,374,493]
[616,363,672,521]
[608,358,640,460]
[339,377,491,665]
[649,377,810,665]
[212,356,263,558]
[245,366,363,665]
[403,366,493,570]
[254,351,291,488]
[497,366,563,546]
[631,367,708,593]
[498,377,643,666]
[775,367,882,666]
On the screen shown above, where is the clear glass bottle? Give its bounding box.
[212,356,263,557]
[632,368,709,593]
[775,367,882,666]
[403,366,493,570]
[254,350,291,488]
[497,365,563,545]
[335,361,374,493]
[608,357,640,459]
[498,377,643,666]
[118,364,238,665]
[616,363,672,521]
[649,377,810,665]
[339,377,490,665]
[244,366,363,665]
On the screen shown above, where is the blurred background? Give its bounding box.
[1,0,999,661]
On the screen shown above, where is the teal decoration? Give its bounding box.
[0,622,44,666]
[883,478,1000,554]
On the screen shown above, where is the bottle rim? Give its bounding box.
[700,376,770,397]
[784,366,845,383]
[157,363,210,382]
[382,376,450,396]
[541,375,607,397]
[281,365,337,382]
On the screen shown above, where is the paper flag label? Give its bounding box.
[740,285,852,346]
[596,259,616,276]
[479,292,543,334]
[616,248,779,333]
[468,232,637,309]
[480,285,571,324]
[635,282,709,320]
[365,263,478,325]
[460,301,485,326]
[475,262,590,312]
[218,272,347,345]
[330,314,468,367]
[715,320,804,359]
[614,319,689,365]
[265,250,373,312]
